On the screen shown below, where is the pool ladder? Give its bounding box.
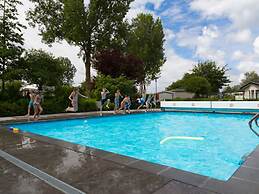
[248,113,259,137]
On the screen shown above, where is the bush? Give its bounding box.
[0,81,23,101]
[102,102,115,111]
[78,98,98,112]
[0,101,27,117]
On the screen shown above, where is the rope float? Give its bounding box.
[160,136,204,144]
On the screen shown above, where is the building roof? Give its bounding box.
[170,89,186,92]
[158,91,174,94]
[159,89,192,94]
[239,82,259,91]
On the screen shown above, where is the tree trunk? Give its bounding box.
[140,81,146,94]
[84,54,91,92]
[85,62,91,88]
[83,37,92,92]
[1,79,5,93]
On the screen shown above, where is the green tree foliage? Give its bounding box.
[93,49,144,83]
[166,79,185,90]
[223,85,240,94]
[23,49,76,89]
[93,74,137,100]
[240,71,259,86]
[27,0,133,90]
[128,13,166,86]
[167,75,211,97]
[191,61,230,94]
[0,0,26,91]
[166,73,193,90]
[183,76,211,97]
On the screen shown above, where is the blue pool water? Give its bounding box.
[11,112,259,181]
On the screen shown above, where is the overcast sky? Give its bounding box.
[18,0,259,92]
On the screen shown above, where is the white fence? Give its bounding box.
[161,101,259,111]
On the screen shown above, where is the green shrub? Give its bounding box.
[0,81,23,101]
[42,98,66,114]
[78,98,98,112]
[102,102,115,111]
[0,101,27,117]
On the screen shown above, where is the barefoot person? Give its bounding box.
[101,88,110,108]
[145,94,155,111]
[26,90,35,117]
[100,88,110,115]
[114,90,123,114]
[33,92,43,120]
[66,88,88,112]
[120,95,131,114]
[137,92,146,110]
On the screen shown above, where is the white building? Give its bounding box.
[240,82,259,100]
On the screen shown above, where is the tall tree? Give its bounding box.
[128,13,166,90]
[192,61,230,94]
[27,0,133,90]
[93,49,144,83]
[240,71,259,86]
[23,49,76,90]
[183,76,211,97]
[0,0,26,92]
[166,74,211,97]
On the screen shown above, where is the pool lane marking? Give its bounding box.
[160,136,204,144]
[0,149,85,194]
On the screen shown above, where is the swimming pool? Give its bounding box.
[11,112,259,181]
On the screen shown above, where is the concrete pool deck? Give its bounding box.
[1,111,259,194]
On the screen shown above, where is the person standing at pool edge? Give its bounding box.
[114,90,123,114]
[101,88,110,107]
[26,90,35,117]
[33,91,43,120]
[66,88,88,112]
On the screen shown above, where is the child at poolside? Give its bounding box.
[114,90,123,114]
[26,90,35,117]
[145,94,154,111]
[120,95,131,114]
[66,88,88,112]
[101,88,110,108]
[137,93,146,110]
[33,92,43,120]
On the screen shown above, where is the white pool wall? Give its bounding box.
[161,101,259,110]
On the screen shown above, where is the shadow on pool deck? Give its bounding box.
[0,111,259,194]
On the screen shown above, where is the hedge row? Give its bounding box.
[0,98,98,117]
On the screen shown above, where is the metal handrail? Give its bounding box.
[248,113,259,137]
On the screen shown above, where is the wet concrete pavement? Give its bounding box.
[0,158,63,194]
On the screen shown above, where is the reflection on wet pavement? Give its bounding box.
[0,159,62,194]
